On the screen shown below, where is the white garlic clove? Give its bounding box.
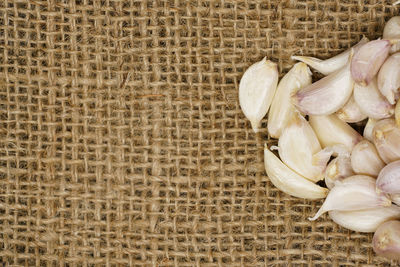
[353,78,394,120]
[372,220,400,261]
[373,118,400,164]
[383,16,400,53]
[309,175,391,221]
[268,63,312,138]
[264,146,328,200]
[351,40,391,86]
[396,100,400,127]
[329,206,400,233]
[363,118,377,142]
[376,160,400,194]
[309,114,362,152]
[351,140,385,177]
[292,62,353,115]
[277,114,330,182]
[377,53,400,105]
[291,37,368,75]
[336,94,367,123]
[325,155,354,189]
[239,57,279,133]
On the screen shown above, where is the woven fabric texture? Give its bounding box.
[0,0,399,266]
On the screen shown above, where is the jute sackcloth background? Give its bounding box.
[0,0,399,266]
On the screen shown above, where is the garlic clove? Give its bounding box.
[268,63,312,138]
[373,118,400,164]
[264,146,328,200]
[291,37,368,75]
[292,62,353,115]
[239,57,279,133]
[351,140,385,177]
[329,206,400,233]
[383,16,400,53]
[376,160,400,194]
[309,175,391,221]
[277,113,330,182]
[363,118,377,142]
[396,100,400,127]
[351,39,391,86]
[377,52,400,105]
[336,94,368,123]
[309,114,362,152]
[353,78,394,120]
[325,155,354,189]
[372,220,400,261]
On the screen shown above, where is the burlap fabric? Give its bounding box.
[1,0,399,266]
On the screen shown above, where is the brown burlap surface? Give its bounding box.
[1,0,399,266]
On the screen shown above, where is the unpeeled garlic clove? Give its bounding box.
[277,113,330,182]
[309,114,362,152]
[351,140,385,177]
[264,146,328,199]
[373,118,400,163]
[329,206,400,233]
[291,37,368,75]
[239,57,279,133]
[351,39,391,86]
[353,78,394,120]
[377,53,400,105]
[336,94,367,123]
[396,100,400,127]
[309,175,391,221]
[325,155,354,189]
[363,118,377,142]
[383,16,400,53]
[372,220,400,261]
[376,160,400,194]
[268,63,312,138]
[292,62,353,115]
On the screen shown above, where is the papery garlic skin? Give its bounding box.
[353,78,394,120]
[383,16,400,53]
[239,58,278,133]
[336,95,367,123]
[373,118,400,163]
[268,63,312,138]
[377,53,400,105]
[309,175,391,221]
[329,206,400,233]
[309,114,362,152]
[376,160,400,194]
[396,100,400,127]
[264,146,328,200]
[293,63,353,115]
[372,220,400,261]
[364,118,377,142]
[351,140,385,177]
[325,156,354,189]
[291,37,368,75]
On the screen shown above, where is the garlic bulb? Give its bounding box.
[377,52,400,105]
[372,118,400,164]
[376,160,400,194]
[372,220,400,260]
[264,146,328,200]
[325,155,354,189]
[336,95,367,123]
[363,118,377,142]
[353,78,394,120]
[329,206,400,233]
[309,114,362,152]
[309,175,391,221]
[291,37,368,75]
[383,16,400,53]
[239,58,279,133]
[292,62,353,115]
[268,63,312,138]
[351,40,391,86]
[350,140,385,177]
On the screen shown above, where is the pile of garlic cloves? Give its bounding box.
[239,16,400,261]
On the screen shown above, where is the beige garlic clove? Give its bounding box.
[353,78,394,120]
[364,118,377,142]
[239,57,279,133]
[309,114,362,152]
[373,118,400,164]
[292,62,353,115]
[376,160,400,194]
[336,94,367,123]
[351,40,391,86]
[329,206,400,233]
[377,52,400,105]
[372,220,400,261]
[396,100,400,127]
[325,155,354,189]
[351,140,385,177]
[383,16,400,53]
[309,175,391,221]
[268,63,312,138]
[264,146,328,200]
[291,37,368,75]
